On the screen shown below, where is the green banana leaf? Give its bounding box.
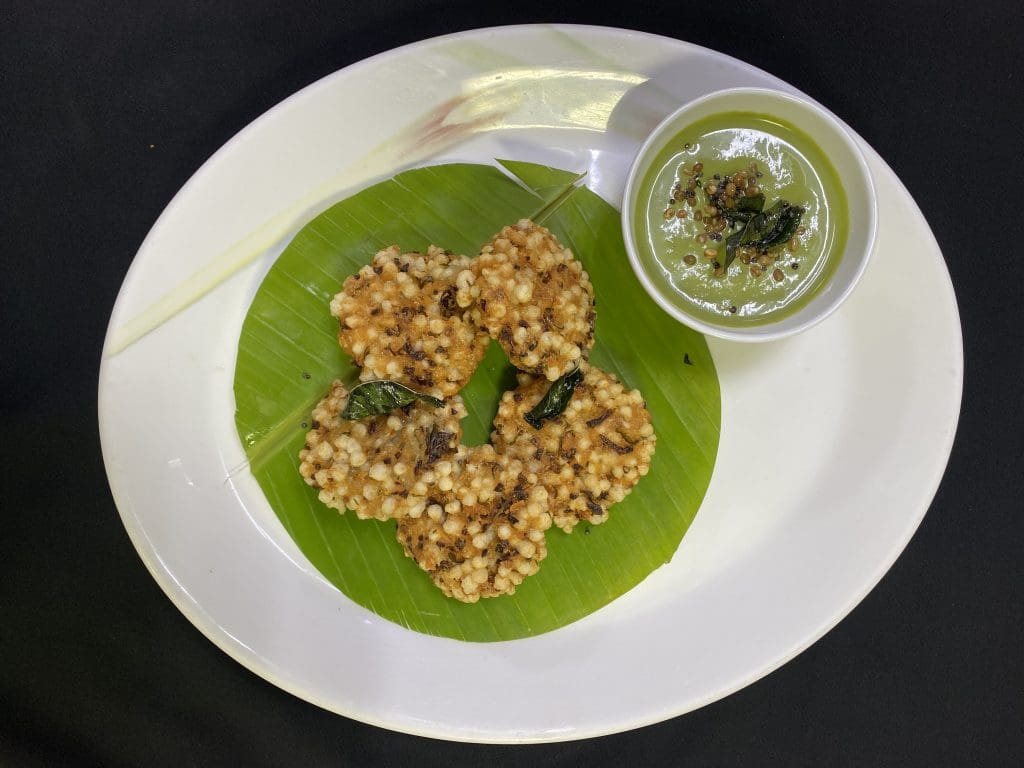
[234,160,720,641]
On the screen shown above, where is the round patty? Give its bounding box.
[332,245,489,398]
[455,220,595,381]
[298,380,467,521]
[491,363,656,532]
[396,444,552,602]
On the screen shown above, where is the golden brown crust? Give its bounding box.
[300,224,656,603]
[491,363,656,532]
[298,380,468,521]
[396,445,552,602]
[332,245,488,398]
[455,220,595,381]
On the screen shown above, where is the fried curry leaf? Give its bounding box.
[758,202,804,249]
[745,201,804,247]
[724,227,746,270]
[524,366,584,429]
[341,380,443,420]
[721,199,804,272]
[722,191,765,225]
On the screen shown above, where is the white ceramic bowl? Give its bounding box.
[621,87,877,342]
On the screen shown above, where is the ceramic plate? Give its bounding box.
[98,25,962,742]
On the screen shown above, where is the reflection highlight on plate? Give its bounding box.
[104,65,649,357]
[458,67,646,132]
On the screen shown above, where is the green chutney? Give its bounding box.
[634,112,849,325]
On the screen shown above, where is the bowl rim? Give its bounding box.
[621,86,878,342]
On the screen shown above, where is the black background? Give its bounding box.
[3,1,1023,765]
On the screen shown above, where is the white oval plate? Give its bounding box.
[98,25,962,743]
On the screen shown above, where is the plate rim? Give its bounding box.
[98,22,964,743]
